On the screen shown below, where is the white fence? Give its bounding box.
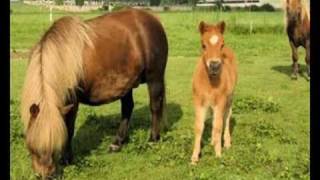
[23,0,104,12]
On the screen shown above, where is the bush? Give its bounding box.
[163,6,170,11]
[54,0,64,5]
[75,0,84,6]
[260,3,275,12]
[150,0,161,6]
[249,5,260,11]
[223,5,232,12]
[112,4,129,12]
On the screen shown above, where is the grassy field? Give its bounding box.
[10,3,310,180]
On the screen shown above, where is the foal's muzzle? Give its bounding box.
[208,61,221,76]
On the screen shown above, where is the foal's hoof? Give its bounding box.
[191,156,199,165]
[108,144,121,152]
[291,74,298,80]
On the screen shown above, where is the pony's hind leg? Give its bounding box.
[109,89,134,152]
[61,102,79,165]
[305,39,310,77]
[147,80,165,141]
[290,41,299,79]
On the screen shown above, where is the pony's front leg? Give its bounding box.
[61,102,79,165]
[109,90,134,152]
[191,103,207,165]
[223,104,232,149]
[212,98,226,157]
[147,80,165,141]
[289,40,299,79]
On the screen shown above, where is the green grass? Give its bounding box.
[10,2,309,180]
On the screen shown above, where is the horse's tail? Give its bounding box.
[20,16,95,153]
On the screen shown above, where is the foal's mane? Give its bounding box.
[20,16,95,153]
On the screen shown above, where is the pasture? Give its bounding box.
[10,3,309,179]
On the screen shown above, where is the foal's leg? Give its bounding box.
[147,80,165,141]
[61,103,79,165]
[191,104,207,164]
[223,106,232,149]
[305,39,310,77]
[212,98,226,157]
[109,90,134,152]
[290,40,299,79]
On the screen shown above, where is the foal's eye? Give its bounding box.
[221,43,224,49]
[202,44,206,50]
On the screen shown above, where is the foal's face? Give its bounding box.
[199,21,226,77]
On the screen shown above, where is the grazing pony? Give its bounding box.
[191,21,237,164]
[284,0,310,79]
[21,9,168,178]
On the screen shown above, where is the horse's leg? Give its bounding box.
[305,39,310,77]
[61,102,79,165]
[147,80,165,141]
[191,103,207,164]
[109,89,134,152]
[212,97,226,157]
[223,98,232,149]
[290,40,299,79]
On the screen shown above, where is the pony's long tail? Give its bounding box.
[20,16,95,153]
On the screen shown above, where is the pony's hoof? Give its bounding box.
[191,156,199,165]
[109,144,121,152]
[149,134,160,142]
[291,74,298,80]
[60,153,73,165]
[224,142,231,149]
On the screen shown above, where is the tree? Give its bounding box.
[150,0,161,6]
[75,0,85,6]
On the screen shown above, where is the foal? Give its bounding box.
[191,21,237,164]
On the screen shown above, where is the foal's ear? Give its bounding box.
[29,103,40,119]
[216,21,226,34]
[199,21,209,34]
[60,104,74,115]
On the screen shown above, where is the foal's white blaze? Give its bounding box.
[209,35,219,45]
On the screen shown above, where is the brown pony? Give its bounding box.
[191,21,237,164]
[284,0,310,79]
[21,9,168,178]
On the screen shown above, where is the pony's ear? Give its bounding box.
[199,21,208,34]
[29,103,40,119]
[60,104,74,115]
[216,21,226,34]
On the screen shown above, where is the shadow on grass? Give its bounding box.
[72,102,183,159]
[271,64,309,81]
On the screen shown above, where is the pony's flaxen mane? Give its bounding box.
[283,0,310,27]
[20,16,95,154]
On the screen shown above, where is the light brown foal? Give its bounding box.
[191,21,238,164]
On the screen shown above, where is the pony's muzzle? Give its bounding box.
[208,61,221,76]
